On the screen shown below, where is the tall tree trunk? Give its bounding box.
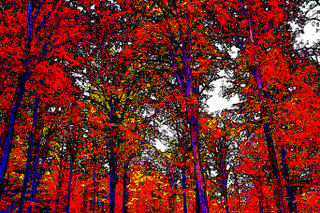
[250,66,285,213]
[109,129,117,213]
[55,144,66,213]
[109,148,117,213]
[66,154,74,213]
[170,169,175,213]
[280,147,297,213]
[18,97,39,213]
[167,15,208,212]
[0,71,31,199]
[182,154,188,213]
[65,115,78,213]
[171,196,175,213]
[195,169,200,213]
[239,5,289,210]
[234,173,241,212]
[108,110,118,213]
[33,125,56,201]
[28,114,43,213]
[92,140,98,213]
[28,148,39,213]
[187,104,208,213]
[220,137,229,213]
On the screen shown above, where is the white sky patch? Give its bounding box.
[295,21,320,49]
[155,139,168,152]
[154,124,173,152]
[207,78,240,113]
[228,46,240,59]
[294,2,320,52]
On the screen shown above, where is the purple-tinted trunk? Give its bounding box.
[182,154,188,213]
[168,24,208,212]
[220,137,229,213]
[108,111,118,213]
[187,105,208,213]
[170,169,175,213]
[195,176,200,213]
[241,4,258,45]
[109,149,117,213]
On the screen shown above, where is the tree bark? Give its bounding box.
[220,137,229,213]
[182,154,188,213]
[109,147,117,213]
[66,153,74,213]
[170,169,175,213]
[250,66,285,213]
[280,147,297,213]
[167,16,208,213]
[0,71,31,199]
[55,143,66,213]
[18,97,39,213]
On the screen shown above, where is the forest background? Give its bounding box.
[1,0,320,212]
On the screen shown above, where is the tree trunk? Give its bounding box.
[170,169,175,213]
[108,110,118,213]
[234,174,241,211]
[256,178,264,213]
[18,97,39,213]
[250,66,285,213]
[280,147,297,213]
[0,71,31,199]
[194,179,201,213]
[28,104,42,213]
[28,145,40,213]
[109,146,117,213]
[220,137,229,213]
[66,154,74,213]
[34,125,56,199]
[168,19,208,212]
[182,154,188,213]
[237,5,289,209]
[188,104,208,213]
[55,144,66,213]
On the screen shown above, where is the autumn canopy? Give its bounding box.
[0,0,319,212]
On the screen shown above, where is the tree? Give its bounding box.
[0,0,89,199]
